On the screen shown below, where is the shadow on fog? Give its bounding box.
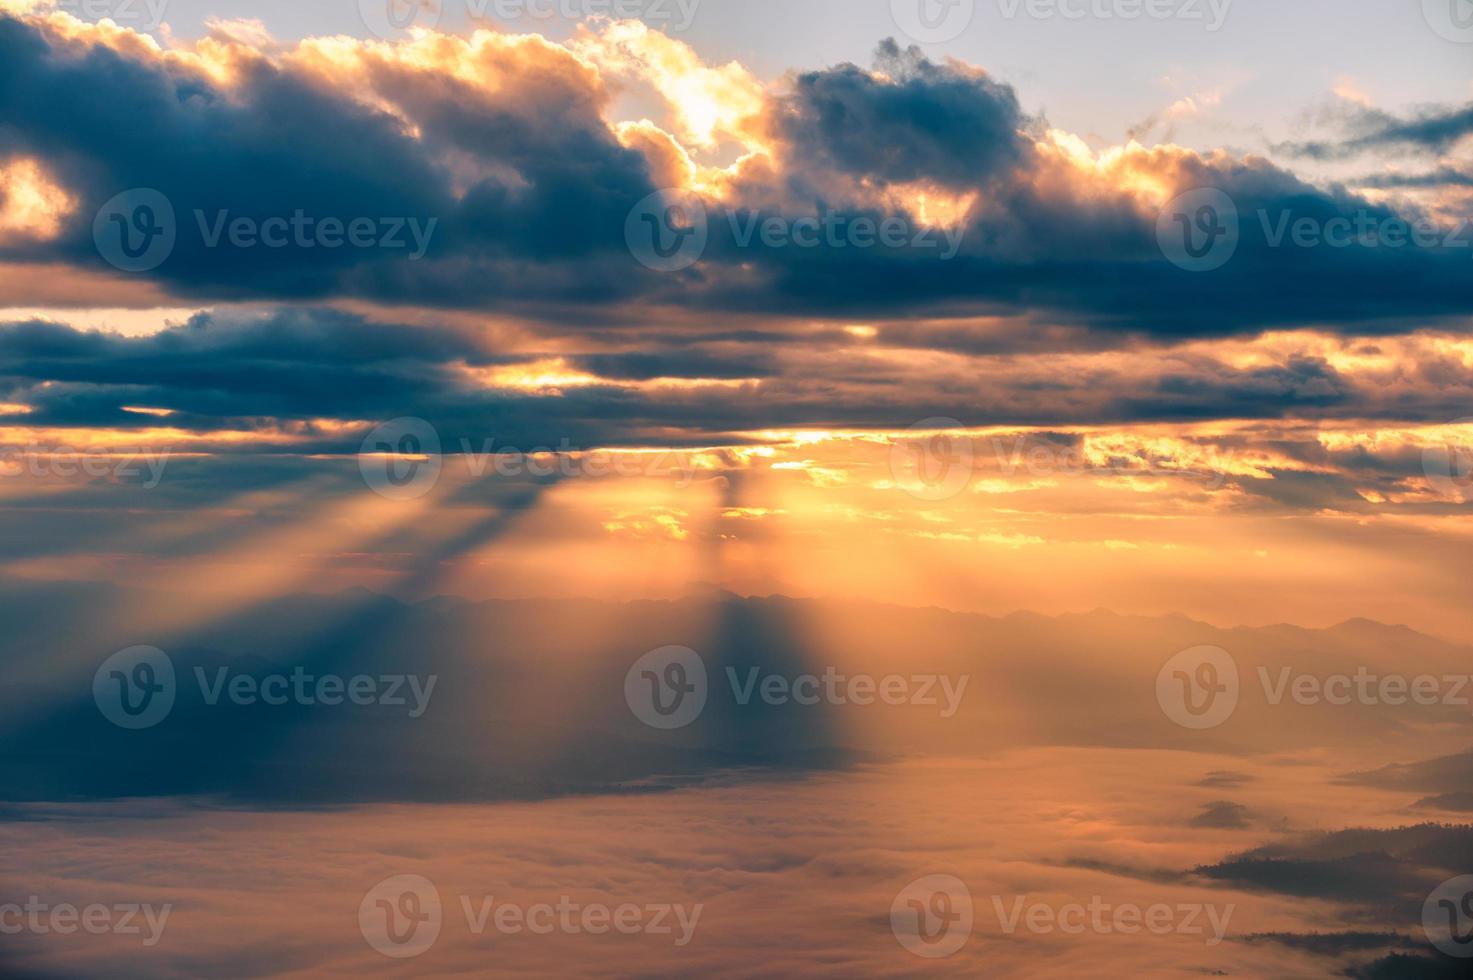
[0,583,857,806]
[4,582,1473,807]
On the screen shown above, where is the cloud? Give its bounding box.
[0,12,1467,337]
[1197,771,1255,788]
[1281,101,1473,160]
[1243,932,1413,956]
[10,308,1473,432]
[1191,800,1251,829]
[1352,166,1473,189]
[2,742,1463,978]
[3,307,1473,549]
[1195,824,1473,912]
[1347,952,1472,978]
[1412,792,1473,813]
[1344,749,1473,798]
[769,39,1031,190]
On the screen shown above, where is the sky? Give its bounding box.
[4,4,1473,977]
[86,0,1473,140]
[0,0,1469,638]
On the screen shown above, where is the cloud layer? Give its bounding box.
[0,10,1468,337]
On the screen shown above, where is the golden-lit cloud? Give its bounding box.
[0,157,74,243]
[571,19,767,153]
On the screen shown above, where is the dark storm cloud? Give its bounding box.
[668,50,1473,336]
[0,309,801,448]
[1123,356,1353,418]
[1353,166,1473,189]
[951,160,1473,336]
[3,308,1473,454]
[1,13,1471,338]
[770,38,1031,189]
[0,12,662,306]
[0,309,468,431]
[570,350,781,381]
[351,52,660,266]
[1281,101,1473,160]
[0,16,456,290]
